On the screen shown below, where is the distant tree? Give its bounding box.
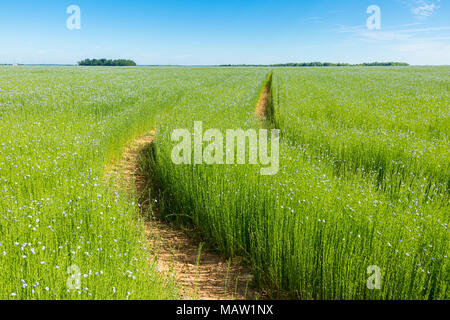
[78,59,137,66]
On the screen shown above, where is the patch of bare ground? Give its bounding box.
[255,75,272,121]
[107,131,261,300]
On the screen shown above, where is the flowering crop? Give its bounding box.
[1,66,448,300]
[148,67,449,300]
[0,66,185,299]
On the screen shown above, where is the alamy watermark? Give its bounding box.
[66,264,81,290]
[67,5,81,30]
[171,122,280,176]
[367,5,381,30]
[64,5,380,32]
[367,265,382,290]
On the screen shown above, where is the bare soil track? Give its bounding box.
[255,73,272,122]
[109,132,260,300]
[107,77,273,300]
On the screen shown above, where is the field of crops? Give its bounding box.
[0,66,448,300]
[150,66,449,299]
[0,66,187,299]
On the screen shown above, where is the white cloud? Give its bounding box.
[410,0,440,17]
[336,23,450,65]
[388,39,450,65]
[413,3,438,16]
[337,24,450,42]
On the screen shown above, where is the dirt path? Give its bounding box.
[105,77,273,300]
[107,132,260,300]
[255,74,272,121]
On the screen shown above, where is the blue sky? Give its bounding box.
[0,0,449,65]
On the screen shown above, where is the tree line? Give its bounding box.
[78,59,137,66]
[220,62,410,67]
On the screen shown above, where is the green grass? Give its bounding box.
[273,67,449,201]
[148,67,449,300]
[1,66,448,300]
[0,66,187,299]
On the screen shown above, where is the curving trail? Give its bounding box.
[106,76,273,300]
[255,72,273,122]
[108,131,260,300]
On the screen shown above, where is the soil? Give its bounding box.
[105,79,273,300]
[255,78,271,121]
[107,131,260,300]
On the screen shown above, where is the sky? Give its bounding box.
[0,0,449,65]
